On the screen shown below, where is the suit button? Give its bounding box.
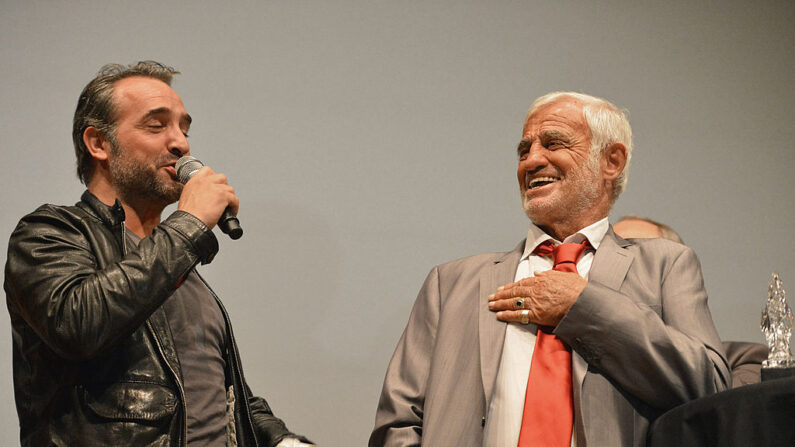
[481,417,486,427]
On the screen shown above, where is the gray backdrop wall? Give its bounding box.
[1,1,793,445]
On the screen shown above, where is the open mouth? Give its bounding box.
[526,175,561,190]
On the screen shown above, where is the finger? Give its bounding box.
[202,172,229,186]
[499,282,519,291]
[188,166,215,180]
[227,191,240,216]
[488,287,512,302]
[489,285,504,302]
[488,283,512,301]
[488,296,529,311]
[491,285,534,302]
[209,185,238,214]
[495,309,537,324]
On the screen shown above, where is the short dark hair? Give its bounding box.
[72,61,179,184]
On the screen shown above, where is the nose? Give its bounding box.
[519,142,548,173]
[168,128,190,158]
[170,145,188,158]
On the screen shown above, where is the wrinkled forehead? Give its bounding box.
[522,98,588,136]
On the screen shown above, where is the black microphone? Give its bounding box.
[175,155,243,240]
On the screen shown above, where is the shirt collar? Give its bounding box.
[520,217,610,261]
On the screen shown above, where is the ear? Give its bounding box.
[600,142,627,181]
[83,127,112,162]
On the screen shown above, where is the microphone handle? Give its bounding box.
[218,207,243,240]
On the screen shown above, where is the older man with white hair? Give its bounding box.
[370,92,730,447]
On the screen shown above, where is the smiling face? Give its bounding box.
[517,98,609,237]
[106,76,192,207]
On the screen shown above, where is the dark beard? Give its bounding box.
[109,141,182,206]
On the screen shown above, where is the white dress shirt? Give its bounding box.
[483,218,609,447]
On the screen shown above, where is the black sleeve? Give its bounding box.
[5,207,217,360]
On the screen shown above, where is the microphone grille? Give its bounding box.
[175,156,204,184]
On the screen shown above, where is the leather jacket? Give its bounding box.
[5,191,305,446]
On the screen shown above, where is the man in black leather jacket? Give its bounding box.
[4,61,312,446]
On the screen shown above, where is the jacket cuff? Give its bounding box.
[554,282,605,363]
[161,211,219,264]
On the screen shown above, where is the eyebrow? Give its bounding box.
[517,139,532,156]
[141,107,192,126]
[539,130,568,141]
[516,130,572,156]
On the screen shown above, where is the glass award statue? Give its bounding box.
[761,273,795,380]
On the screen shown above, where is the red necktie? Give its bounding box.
[517,239,591,447]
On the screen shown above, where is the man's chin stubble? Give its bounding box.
[521,192,555,223]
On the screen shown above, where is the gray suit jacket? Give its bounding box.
[370,229,730,447]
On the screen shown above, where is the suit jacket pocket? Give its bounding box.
[81,381,177,423]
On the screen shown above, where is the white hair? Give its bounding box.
[526,91,633,199]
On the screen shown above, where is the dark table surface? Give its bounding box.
[647,375,795,447]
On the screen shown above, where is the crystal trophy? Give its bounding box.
[761,273,795,380]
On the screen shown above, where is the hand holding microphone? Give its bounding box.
[176,156,243,240]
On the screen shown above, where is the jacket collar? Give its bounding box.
[478,240,524,406]
[78,190,126,227]
[588,227,634,292]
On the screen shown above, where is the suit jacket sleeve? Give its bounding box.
[555,242,730,411]
[370,266,441,447]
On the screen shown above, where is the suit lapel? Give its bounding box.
[479,241,524,406]
[589,228,633,291]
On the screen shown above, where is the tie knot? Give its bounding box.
[533,240,592,272]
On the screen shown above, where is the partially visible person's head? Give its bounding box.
[517,92,630,238]
[73,61,180,185]
[613,215,684,244]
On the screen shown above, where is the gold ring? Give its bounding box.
[515,298,525,309]
[520,309,530,325]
